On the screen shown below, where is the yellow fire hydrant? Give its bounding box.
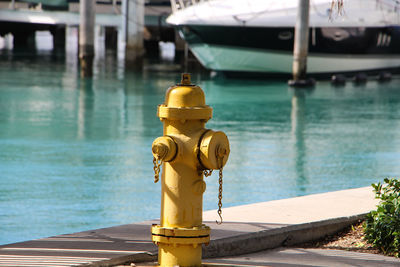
[151,74,230,267]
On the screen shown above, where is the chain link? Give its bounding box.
[153,156,162,183]
[203,169,213,177]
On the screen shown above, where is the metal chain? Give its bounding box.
[153,156,162,183]
[216,166,223,225]
[203,163,223,224]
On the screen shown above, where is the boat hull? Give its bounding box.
[179,25,400,75]
[189,43,400,75]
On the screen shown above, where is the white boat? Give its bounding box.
[167,0,400,76]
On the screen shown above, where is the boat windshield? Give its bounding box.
[170,0,211,12]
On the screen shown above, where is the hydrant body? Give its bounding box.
[151,74,229,267]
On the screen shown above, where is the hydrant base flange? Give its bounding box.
[151,224,210,245]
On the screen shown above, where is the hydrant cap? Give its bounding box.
[158,74,212,120]
[165,74,206,108]
[165,86,206,108]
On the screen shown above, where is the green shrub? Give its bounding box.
[364,178,400,257]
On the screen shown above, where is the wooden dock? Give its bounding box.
[0,8,121,27]
[0,2,174,51]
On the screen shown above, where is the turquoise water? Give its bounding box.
[1,48,400,246]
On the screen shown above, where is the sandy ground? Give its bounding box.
[298,220,381,255]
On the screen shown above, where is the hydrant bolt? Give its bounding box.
[217,147,227,157]
[152,144,167,159]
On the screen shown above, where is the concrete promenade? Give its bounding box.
[1,187,400,266]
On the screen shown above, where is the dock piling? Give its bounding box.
[79,0,95,77]
[105,26,118,51]
[13,30,35,50]
[124,0,145,63]
[290,0,315,87]
[51,26,66,52]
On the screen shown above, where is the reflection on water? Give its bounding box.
[291,89,308,193]
[1,37,400,245]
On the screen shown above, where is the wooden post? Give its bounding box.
[13,30,35,50]
[105,26,118,51]
[118,0,127,60]
[125,0,144,63]
[79,0,95,77]
[51,26,66,52]
[290,0,314,86]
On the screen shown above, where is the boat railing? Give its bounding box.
[170,0,208,13]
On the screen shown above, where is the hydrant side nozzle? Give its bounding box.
[152,136,177,162]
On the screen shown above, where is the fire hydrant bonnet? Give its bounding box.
[157,74,212,121]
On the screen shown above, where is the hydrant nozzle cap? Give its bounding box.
[199,130,230,170]
[152,136,177,162]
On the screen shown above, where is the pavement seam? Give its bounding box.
[77,252,157,267]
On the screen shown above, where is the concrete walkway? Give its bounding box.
[202,247,400,267]
[1,187,399,266]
